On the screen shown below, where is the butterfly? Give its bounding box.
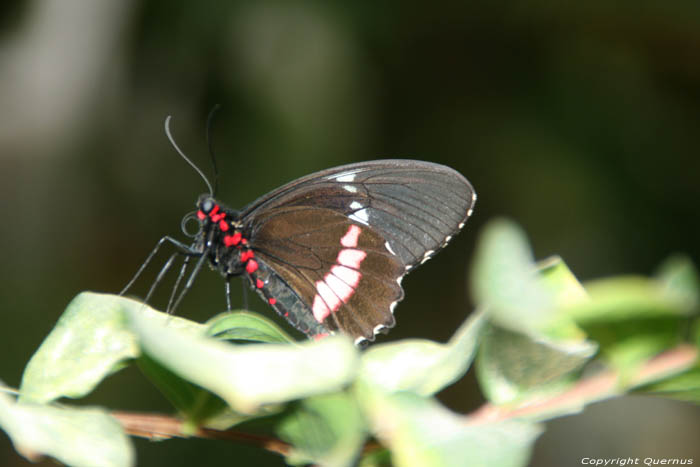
[122,124,476,346]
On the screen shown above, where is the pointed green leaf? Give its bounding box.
[537,256,588,309]
[536,256,590,339]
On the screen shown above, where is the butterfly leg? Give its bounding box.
[120,236,201,296]
[166,255,191,313]
[170,251,209,312]
[144,252,178,304]
[241,279,249,310]
[225,276,232,311]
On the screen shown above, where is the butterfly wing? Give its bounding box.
[242,160,476,343]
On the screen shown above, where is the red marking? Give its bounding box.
[219,220,229,231]
[223,232,242,247]
[256,278,264,289]
[313,333,329,341]
[284,311,289,317]
[223,235,238,247]
[268,297,277,305]
[197,210,206,220]
[246,259,259,273]
[211,213,225,222]
[208,205,220,218]
[241,238,248,245]
[340,225,362,248]
[240,250,255,262]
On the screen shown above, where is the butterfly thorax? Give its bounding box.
[194,195,254,278]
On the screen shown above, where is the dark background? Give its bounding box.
[1,1,699,465]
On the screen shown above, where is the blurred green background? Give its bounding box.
[1,1,699,465]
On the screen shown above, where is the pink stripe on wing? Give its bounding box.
[337,249,366,269]
[311,225,368,323]
[331,265,361,288]
[340,224,362,247]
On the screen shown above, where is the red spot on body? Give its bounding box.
[256,278,264,289]
[241,238,248,245]
[223,235,238,247]
[219,220,229,231]
[211,213,225,222]
[224,232,241,247]
[240,250,255,262]
[208,205,220,218]
[313,333,329,341]
[246,259,259,273]
[268,297,277,305]
[284,311,289,317]
[197,210,206,220]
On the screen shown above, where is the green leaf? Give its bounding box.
[476,323,597,405]
[537,256,588,308]
[361,390,541,467]
[655,255,700,312]
[205,311,297,344]
[561,256,698,373]
[633,320,700,402]
[636,366,700,403]
[0,390,134,467]
[535,256,589,339]
[19,292,203,404]
[137,353,240,430]
[358,448,392,467]
[276,392,367,467]
[126,307,359,413]
[470,219,554,335]
[569,276,697,324]
[359,310,486,395]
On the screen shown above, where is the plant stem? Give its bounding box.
[466,344,697,424]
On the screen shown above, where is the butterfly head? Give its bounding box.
[196,194,216,217]
[192,194,241,235]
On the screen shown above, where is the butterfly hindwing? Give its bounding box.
[251,208,403,342]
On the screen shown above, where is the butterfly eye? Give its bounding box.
[181,212,202,238]
[200,198,214,213]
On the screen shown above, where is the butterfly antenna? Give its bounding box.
[205,104,221,196]
[165,116,214,196]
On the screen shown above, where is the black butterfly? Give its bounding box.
[122,125,476,346]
